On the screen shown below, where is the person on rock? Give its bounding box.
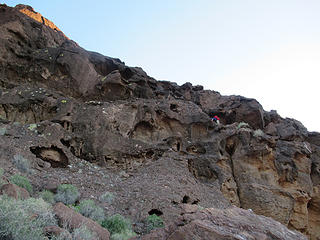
[211,115,220,124]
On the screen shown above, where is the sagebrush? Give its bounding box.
[110,230,136,240]
[12,154,31,174]
[101,214,132,235]
[0,168,4,188]
[78,199,105,223]
[0,195,57,240]
[55,184,80,205]
[99,191,114,204]
[9,174,33,193]
[237,122,250,129]
[39,190,55,204]
[146,214,164,232]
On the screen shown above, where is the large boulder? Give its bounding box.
[196,90,265,130]
[0,183,30,200]
[53,202,110,240]
[137,205,306,240]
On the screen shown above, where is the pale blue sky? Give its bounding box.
[4,0,320,132]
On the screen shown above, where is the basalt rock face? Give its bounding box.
[0,4,319,239]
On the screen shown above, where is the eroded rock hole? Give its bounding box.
[170,104,178,112]
[182,195,191,204]
[148,209,163,216]
[186,144,206,155]
[30,146,68,168]
[146,150,154,159]
[177,142,181,151]
[192,199,199,205]
[131,121,154,142]
[225,137,238,156]
[307,200,312,209]
[60,138,70,148]
[171,200,179,205]
[226,144,235,156]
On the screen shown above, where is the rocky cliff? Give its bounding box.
[0,4,319,240]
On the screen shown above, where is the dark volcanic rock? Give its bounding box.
[0,4,319,240]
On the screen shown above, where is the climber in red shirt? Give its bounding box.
[211,115,220,124]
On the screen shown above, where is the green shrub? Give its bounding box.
[99,191,114,204]
[0,127,6,136]
[39,190,55,204]
[111,230,136,240]
[101,214,132,235]
[55,184,80,205]
[253,129,265,138]
[0,168,4,188]
[146,214,164,232]
[78,199,105,223]
[9,174,33,193]
[70,203,81,213]
[0,195,57,240]
[51,225,96,240]
[27,123,37,131]
[72,225,96,240]
[22,197,57,226]
[12,154,31,174]
[237,122,250,129]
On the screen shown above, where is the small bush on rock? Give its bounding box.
[51,225,96,240]
[55,184,79,205]
[0,127,6,136]
[72,225,97,240]
[99,191,114,204]
[101,214,135,238]
[111,230,136,240]
[0,168,4,187]
[0,195,57,240]
[237,122,250,129]
[253,129,265,137]
[12,154,31,174]
[9,174,33,193]
[22,197,57,226]
[39,190,55,204]
[146,214,164,232]
[78,199,105,223]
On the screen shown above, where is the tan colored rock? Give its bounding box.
[15,4,67,38]
[53,202,110,240]
[0,183,30,200]
[180,204,198,214]
[308,186,320,240]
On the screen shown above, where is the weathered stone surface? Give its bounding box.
[0,4,319,240]
[14,4,66,38]
[53,202,110,240]
[136,206,307,240]
[0,183,30,199]
[196,91,265,130]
